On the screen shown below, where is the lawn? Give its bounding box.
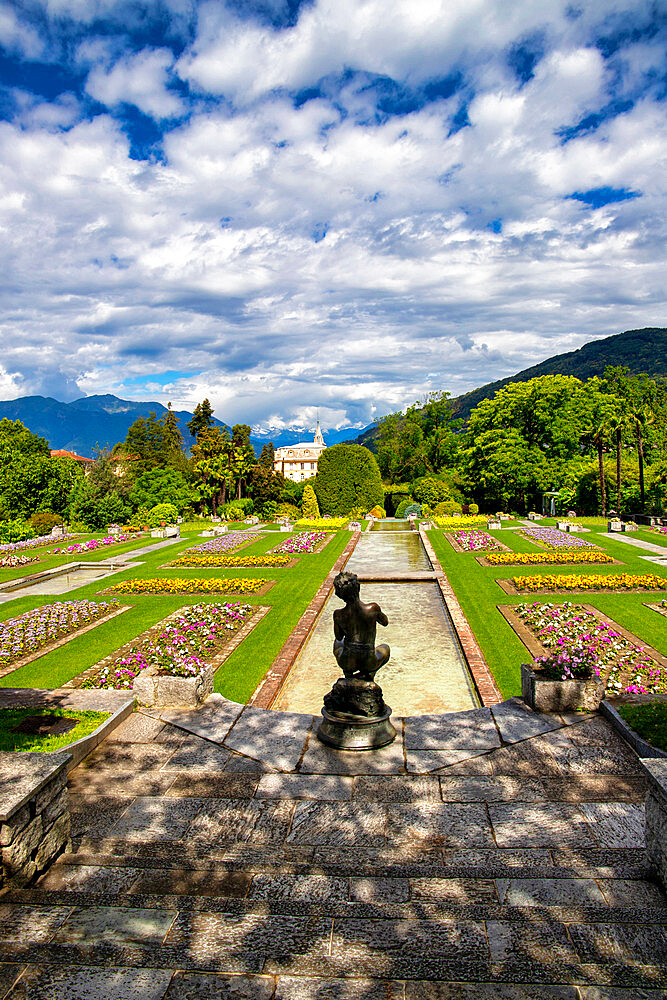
[0,707,110,752]
[0,527,349,701]
[427,523,667,699]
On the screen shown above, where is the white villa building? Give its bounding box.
[273,422,326,482]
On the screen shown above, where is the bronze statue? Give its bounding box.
[317,570,396,749]
[332,571,390,682]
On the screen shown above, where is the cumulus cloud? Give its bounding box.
[85,48,183,118]
[0,0,664,432]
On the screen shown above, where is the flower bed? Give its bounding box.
[107,577,269,595]
[485,551,613,566]
[0,600,120,667]
[274,531,327,554]
[51,533,142,554]
[0,555,40,568]
[0,532,78,553]
[515,601,667,695]
[184,531,261,555]
[519,526,598,550]
[83,602,254,690]
[294,518,347,529]
[432,516,489,529]
[512,572,667,593]
[651,526,667,536]
[451,529,504,552]
[169,554,292,568]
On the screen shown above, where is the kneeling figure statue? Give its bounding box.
[317,571,397,750]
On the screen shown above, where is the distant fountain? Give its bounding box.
[316,571,397,750]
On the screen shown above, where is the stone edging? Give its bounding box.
[476,555,622,567]
[99,580,276,598]
[0,605,132,682]
[646,602,667,618]
[161,557,299,570]
[498,602,667,674]
[420,527,503,707]
[495,578,667,597]
[248,532,361,709]
[444,532,511,554]
[600,700,667,759]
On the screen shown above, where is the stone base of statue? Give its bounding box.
[316,676,397,750]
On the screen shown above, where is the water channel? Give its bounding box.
[272,522,479,715]
[0,563,130,603]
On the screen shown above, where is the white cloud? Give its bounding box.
[86,48,183,118]
[0,1,664,432]
[0,3,44,58]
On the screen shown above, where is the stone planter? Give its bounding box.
[133,665,214,708]
[521,663,605,713]
[487,520,501,530]
[642,759,667,892]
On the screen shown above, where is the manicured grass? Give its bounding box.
[617,701,667,752]
[0,527,348,701]
[0,707,110,752]
[427,523,667,700]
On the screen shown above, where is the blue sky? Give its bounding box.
[0,0,665,435]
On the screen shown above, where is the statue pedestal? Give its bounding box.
[316,705,397,750]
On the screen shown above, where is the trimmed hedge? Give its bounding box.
[312,444,383,516]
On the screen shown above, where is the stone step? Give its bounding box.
[0,905,664,989]
[5,884,667,925]
[64,843,653,879]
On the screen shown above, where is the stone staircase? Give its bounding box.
[0,704,666,998]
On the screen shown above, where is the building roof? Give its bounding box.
[50,449,94,463]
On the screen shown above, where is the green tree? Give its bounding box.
[259,442,275,469]
[191,427,231,516]
[301,482,320,518]
[248,464,288,513]
[186,398,215,441]
[312,445,383,515]
[129,467,198,513]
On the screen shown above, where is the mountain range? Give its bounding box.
[1,327,664,458]
[0,394,354,457]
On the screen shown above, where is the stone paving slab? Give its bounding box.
[404,708,501,750]
[160,695,244,746]
[491,699,564,744]
[224,707,315,771]
[5,964,174,999]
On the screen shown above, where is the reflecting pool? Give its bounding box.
[272,581,478,715]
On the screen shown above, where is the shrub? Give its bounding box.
[231,497,254,516]
[275,503,301,520]
[30,511,62,534]
[147,503,179,527]
[312,444,383,516]
[468,502,479,515]
[260,501,278,521]
[395,499,414,518]
[223,505,245,521]
[0,518,36,544]
[402,502,422,518]
[301,483,320,519]
[367,505,386,518]
[442,500,462,516]
[412,477,452,507]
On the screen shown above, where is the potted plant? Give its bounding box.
[521,645,605,712]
